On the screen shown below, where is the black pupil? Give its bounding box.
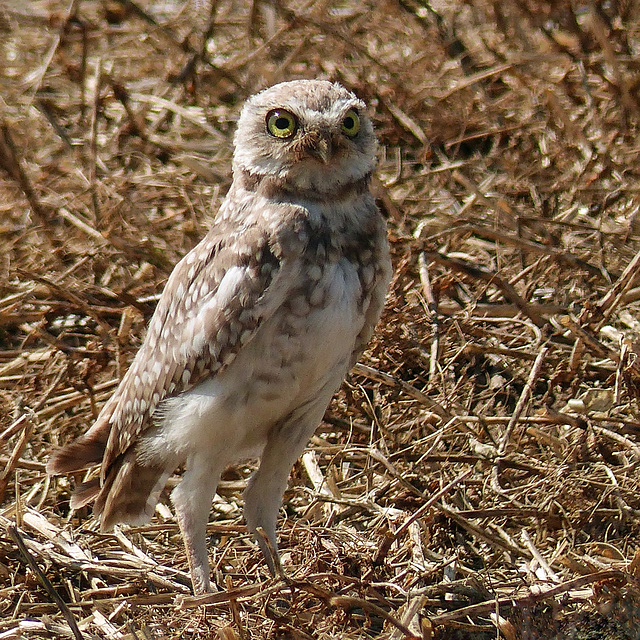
[275,117,290,130]
[344,116,355,129]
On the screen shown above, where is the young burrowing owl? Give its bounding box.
[48,79,392,594]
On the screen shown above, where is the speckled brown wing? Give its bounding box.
[103,225,287,475]
[47,208,288,484]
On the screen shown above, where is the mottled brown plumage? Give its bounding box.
[48,80,392,594]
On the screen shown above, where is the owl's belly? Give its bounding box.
[225,256,364,431]
[148,257,364,464]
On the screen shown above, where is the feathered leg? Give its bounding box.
[171,454,223,594]
[243,398,330,575]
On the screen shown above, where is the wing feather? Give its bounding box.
[100,223,285,474]
[48,208,295,480]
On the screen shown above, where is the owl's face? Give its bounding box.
[233,80,377,195]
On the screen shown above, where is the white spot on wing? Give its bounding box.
[215,266,247,308]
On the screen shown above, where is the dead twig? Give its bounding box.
[429,569,629,625]
[419,252,440,382]
[594,246,640,329]
[330,596,420,639]
[0,121,50,224]
[498,346,549,456]
[352,363,451,420]
[424,251,545,327]
[8,525,86,640]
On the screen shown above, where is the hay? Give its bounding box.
[1,0,640,638]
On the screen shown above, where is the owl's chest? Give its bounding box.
[150,254,365,464]
[200,258,354,429]
[255,253,365,376]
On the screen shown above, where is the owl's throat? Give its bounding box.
[237,167,372,203]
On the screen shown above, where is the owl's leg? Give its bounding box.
[244,401,330,576]
[171,456,223,595]
[243,446,295,576]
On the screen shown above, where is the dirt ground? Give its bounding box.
[1,1,640,638]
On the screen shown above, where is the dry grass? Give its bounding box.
[2,0,640,638]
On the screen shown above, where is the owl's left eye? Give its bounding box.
[266,109,298,138]
[341,109,360,137]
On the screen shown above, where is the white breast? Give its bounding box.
[140,256,364,468]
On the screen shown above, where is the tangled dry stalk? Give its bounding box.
[1,1,640,638]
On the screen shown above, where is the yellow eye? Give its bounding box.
[266,109,297,138]
[341,109,360,137]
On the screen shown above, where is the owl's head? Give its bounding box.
[233,80,377,196]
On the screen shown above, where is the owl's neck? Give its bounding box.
[236,168,372,204]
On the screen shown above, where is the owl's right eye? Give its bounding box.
[266,109,298,138]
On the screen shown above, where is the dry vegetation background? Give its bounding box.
[2,0,640,638]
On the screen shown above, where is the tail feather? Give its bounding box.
[46,437,107,475]
[49,412,171,530]
[46,414,112,475]
[69,478,101,509]
[97,452,168,530]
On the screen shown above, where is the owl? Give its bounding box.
[47,79,392,594]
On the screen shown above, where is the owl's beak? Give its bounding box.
[305,134,332,164]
